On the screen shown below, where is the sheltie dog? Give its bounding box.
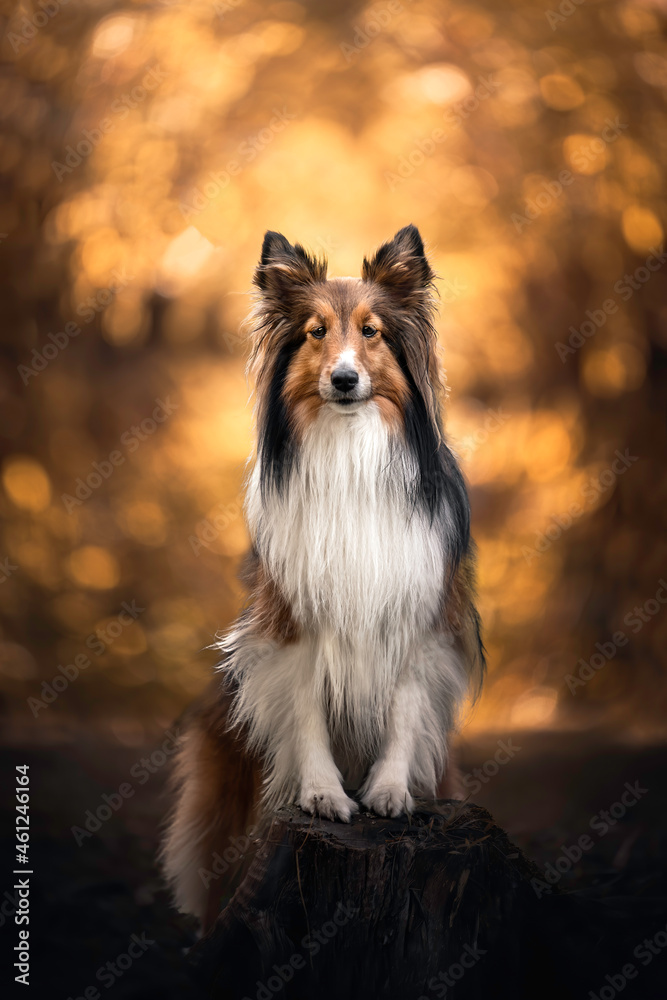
[162,225,485,926]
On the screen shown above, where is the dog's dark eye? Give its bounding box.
[362,325,377,338]
[310,327,326,339]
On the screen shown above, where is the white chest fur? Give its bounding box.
[245,404,446,724]
[247,404,445,633]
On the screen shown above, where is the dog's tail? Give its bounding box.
[160,679,261,929]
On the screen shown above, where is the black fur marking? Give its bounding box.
[260,230,294,267]
[257,338,302,496]
[470,601,487,677]
[395,223,425,253]
[436,441,471,570]
[398,358,470,568]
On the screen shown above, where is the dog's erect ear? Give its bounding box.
[254,231,327,298]
[363,225,443,435]
[361,224,435,300]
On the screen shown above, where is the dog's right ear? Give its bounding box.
[254,231,327,301]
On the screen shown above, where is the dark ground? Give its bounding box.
[1,729,666,999]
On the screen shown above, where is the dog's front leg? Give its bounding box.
[230,636,358,822]
[292,678,359,822]
[359,672,422,818]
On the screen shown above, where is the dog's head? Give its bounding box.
[251,224,442,421]
[249,225,448,493]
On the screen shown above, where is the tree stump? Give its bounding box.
[191,801,665,1000]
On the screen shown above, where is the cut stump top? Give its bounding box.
[192,800,664,1000]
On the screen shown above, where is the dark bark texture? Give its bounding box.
[192,801,666,1000]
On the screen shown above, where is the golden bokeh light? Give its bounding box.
[2,456,52,512]
[116,500,168,547]
[67,546,121,590]
[510,687,559,728]
[1,0,665,739]
[621,204,664,253]
[539,74,585,111]
[581,343,647,397]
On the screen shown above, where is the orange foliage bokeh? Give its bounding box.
[1,0,666,746]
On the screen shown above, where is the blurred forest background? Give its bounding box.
[1,0,667,752]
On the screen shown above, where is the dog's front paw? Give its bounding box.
[299,784,359,823]
[360,781,414,818]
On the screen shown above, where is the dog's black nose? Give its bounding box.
[331,368,359,393]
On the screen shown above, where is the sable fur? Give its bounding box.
[160,680,261,924]
[161,225,485,926]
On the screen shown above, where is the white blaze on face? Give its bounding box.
[336,348,357,371]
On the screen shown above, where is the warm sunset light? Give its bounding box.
[1,0,666,746]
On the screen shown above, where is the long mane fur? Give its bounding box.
[248,226,471,575]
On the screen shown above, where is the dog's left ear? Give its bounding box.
[361,224,435,300]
